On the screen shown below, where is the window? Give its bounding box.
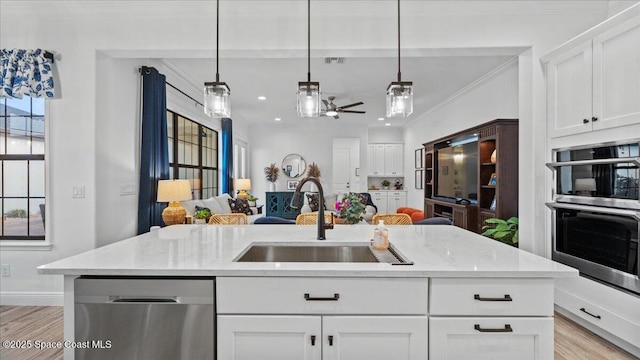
[167,110,218,199]
[0,96,46,240]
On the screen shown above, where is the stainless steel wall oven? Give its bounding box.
[547,141,639,296]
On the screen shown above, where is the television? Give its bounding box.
[435,135,478,204]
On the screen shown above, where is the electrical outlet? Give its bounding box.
[1,264,10,277]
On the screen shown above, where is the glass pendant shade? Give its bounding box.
[386,81,413,117]
[296,81,321,117]
[204,82,231,118]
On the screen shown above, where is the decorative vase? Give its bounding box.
[248,201,256,207]
[194,218,206,224]
[269,182,276,192]
[490,150,497,163]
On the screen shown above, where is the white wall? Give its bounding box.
[249,123,368,203]
[0,0,611,303]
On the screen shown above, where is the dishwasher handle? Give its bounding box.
[111,297,177,303]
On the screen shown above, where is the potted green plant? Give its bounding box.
[335,193,366,224]
[381,179,391,190]
[482,217,518,247]
[193,208,212,224]
[247,194,258,207]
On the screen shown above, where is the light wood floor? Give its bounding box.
[0,306,636,359]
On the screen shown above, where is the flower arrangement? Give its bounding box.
[335,192,366,224]
[264,163,279,183]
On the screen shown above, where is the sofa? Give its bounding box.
[396,207,425,223]
[301,192,378,223]
[180,193,263,224]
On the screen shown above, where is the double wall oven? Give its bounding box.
[547,141,639,296]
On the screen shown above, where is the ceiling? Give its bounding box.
[165,53,515,128]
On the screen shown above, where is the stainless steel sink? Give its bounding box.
[234,243,412,265]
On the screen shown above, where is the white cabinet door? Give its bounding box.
[429,317,553,360]
[368,144,385,176]
[387,192,407,212]
[218,315,321,360]
[546,40,593,138]
[384,144,404,176]
[323,316,428,360]
[592,17,640,132]
[371,192,388,214]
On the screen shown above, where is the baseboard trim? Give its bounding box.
[555,304,640,358]
[0,291,64,306]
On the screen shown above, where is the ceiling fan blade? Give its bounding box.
[337,101,364,110]
[322,99,329,108]
[339,110,366,114]
[334,114,340,119]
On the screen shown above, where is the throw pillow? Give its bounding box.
[228,198,253,215]
[305,193,325,212]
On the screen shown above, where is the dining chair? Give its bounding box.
[371,213,413,225]
[208,213,248,225]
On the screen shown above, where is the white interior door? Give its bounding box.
[333,138,361,193]
[333,148,351,192]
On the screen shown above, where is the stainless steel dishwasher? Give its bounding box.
[75,277,214,360]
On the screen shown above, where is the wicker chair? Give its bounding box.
[208,213,248,225]
[371,213,413,225]
[296,212,334,225]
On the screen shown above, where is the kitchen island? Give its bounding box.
[39,224,577,360]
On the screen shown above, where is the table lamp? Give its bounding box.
[574,178,597,196]
[157,179,192,225]
[234,178,251,199]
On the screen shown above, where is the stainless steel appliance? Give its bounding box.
[547,141,640,296]
[547,142,639,209]
[75,277,214,360]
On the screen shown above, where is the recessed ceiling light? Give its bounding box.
[275,118,281,121]
[385,123,391,126]
[378,117,384,121]
[258,96,267,101]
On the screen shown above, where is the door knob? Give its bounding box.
[583,118,589,124]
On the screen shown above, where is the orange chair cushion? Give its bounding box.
[396,207,424,223]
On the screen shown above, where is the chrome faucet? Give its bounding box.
[290,176,333,240]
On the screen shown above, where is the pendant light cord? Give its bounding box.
[397,0,401,82]
[307,0,311,83]
[216,0,220,82]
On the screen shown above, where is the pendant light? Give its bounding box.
[297,0,321,117]
[204,0,231,118]
[386,0,413,118]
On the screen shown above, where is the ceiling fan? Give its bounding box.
[322,96,366,119]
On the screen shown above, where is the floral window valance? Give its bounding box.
[1,49,55,99]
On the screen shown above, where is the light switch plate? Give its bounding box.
[73,186,85,198]
[120,184,135,196]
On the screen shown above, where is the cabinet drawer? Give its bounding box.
[217,277,428,315]
[430,278,553,316]
[370,191,386,197]
[389,191,406,197]
[429,317,553,360]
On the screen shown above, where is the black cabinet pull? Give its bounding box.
[328,335,334,346]
[474,324,513,333]
[583,118,590,124]
[310,335,316,346]
[474,294,513,302]
[580,307,601,319]
[304,293,340,301]
[592,116,598,122]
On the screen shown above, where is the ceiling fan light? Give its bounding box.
[386,81,413,118]
[204,82,231,118]
[297,81,321,117]
[325,110,338,117]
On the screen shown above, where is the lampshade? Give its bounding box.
[203,0,231,118]
[204,82,231,118]
[234,178,252,191]
[297,82,321,117]
[386,82,413,118]
[386,0,413,118]
[574,178,597,192]
[157,180,192,202]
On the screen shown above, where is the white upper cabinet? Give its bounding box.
[368,143,403,176]
[592,18,640,132]
[546,17,640,138]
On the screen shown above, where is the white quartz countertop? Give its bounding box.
[38,225,578,278]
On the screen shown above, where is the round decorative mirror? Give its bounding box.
[281,154,306,178]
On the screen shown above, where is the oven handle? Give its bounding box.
[546,157,640,170]
[546,202,640,220]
